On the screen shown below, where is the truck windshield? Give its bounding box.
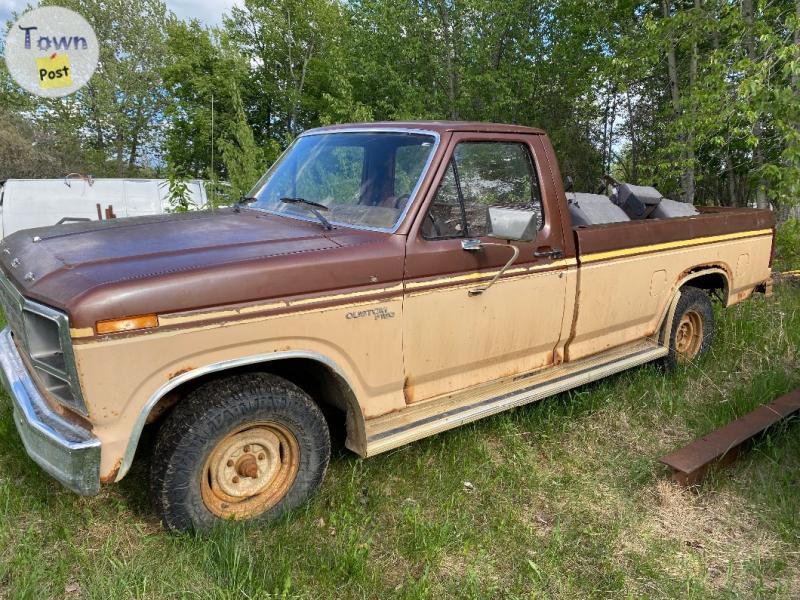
[248,131,436,231]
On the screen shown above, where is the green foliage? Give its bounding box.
[164,168,196,213]
[224,0,348,143]
[1,0,797,211]
[775,219,800,271]
[612,0,800,208]
[161,19,252,181]
[0,108,85,178]
[218,89,274,200]
[10,0,175,177]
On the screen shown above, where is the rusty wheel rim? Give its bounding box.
[675,310,703,361]
[201,421,300,520]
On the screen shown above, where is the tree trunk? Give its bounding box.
[662,0,694,202]
[663,0,681,115]
[492,21,511,70]
[743,0,768,209]
[683,0,700,204]
[625,90,638,182]
[726,157,737,206]
[712,17,738,206]
[289,43,313,137]
[602,89,611,174]
[606,90,618,175]
[795,1,800,95]
[436,0,460,119]
[115,130,125,177]
[127,102,144,170]
[86,84,105,150]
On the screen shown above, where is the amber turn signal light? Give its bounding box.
[96,314,159,334]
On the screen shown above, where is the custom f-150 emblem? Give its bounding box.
[346,307,395,321]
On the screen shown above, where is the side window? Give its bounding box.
[420,162,464,238]
[422,141,544,239]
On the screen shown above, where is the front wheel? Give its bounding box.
[150,373,330,531]
[661,286,715,371]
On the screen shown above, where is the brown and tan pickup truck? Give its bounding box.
[0,122,774,530]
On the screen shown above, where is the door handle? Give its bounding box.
[534,247,564,259]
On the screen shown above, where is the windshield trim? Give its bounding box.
[248,127,441,234]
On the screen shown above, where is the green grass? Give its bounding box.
[1,285,799,599]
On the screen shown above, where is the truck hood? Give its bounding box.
[0,210,404,328]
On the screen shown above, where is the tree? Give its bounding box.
[3,0,796,213]
[161,19,250,179]
[224,0,347,144]
[3,0,174,176]
[219,89,276,199]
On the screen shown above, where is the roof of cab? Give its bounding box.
[305,121,546,136]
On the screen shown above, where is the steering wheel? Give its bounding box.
[426,211,442,237]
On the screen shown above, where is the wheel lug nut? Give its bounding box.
[232,476,240,484]
[227,460,234,467]
[258,453,266,461]
[243,445,251,453]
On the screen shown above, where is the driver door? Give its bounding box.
[402,133,570,403]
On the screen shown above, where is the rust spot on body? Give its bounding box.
[168,366,195,381]
[100,458,123,484]
[146,391,179,424]
[403,376,414,403]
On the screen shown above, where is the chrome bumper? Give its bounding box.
[0,327,100,495]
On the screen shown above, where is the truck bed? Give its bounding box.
[572,206,774,261]
[564,206,774,361]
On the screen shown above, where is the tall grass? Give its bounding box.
[0,285,797,598]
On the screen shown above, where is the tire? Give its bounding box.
[150,372,330,532]
[661,285,715,371]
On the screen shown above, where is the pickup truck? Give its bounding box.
[0,122,774,531]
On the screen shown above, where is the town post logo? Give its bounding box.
[4,6,99,98]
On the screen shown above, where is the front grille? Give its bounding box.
[0,273,87,416]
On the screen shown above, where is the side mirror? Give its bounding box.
[487,207,539,242]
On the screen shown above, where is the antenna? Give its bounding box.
[210,93,215,210]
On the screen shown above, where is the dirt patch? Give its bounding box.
[618,480,791,591]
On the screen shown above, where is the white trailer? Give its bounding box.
[0,176,208,238]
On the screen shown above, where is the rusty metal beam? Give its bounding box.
[660,389,800,486]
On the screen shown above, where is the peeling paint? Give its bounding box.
[403,376,414,404]
[554,349,564,365]
[168,366,195,381]
[100,457,122,484]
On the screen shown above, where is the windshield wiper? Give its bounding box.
[280,197,333,230]
[233,196,258,213]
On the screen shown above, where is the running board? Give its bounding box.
[363,339,667,456]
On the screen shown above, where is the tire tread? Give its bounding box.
[149,372,330,531]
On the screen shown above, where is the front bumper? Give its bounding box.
[0,327,100,495]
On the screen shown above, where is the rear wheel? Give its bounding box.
[662,286,715,370]
[150,372,330,531]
